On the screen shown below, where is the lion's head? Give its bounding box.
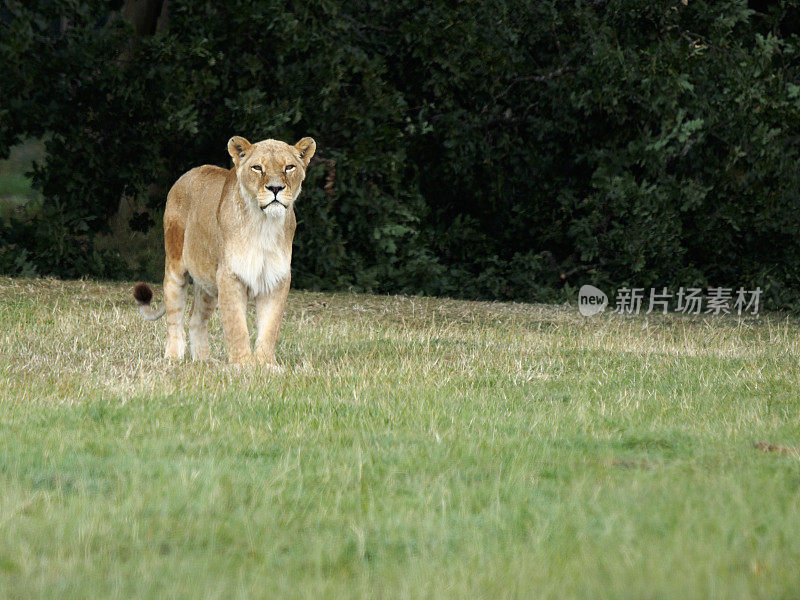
[227,136,316,217]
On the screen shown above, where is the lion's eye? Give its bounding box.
[251,165,262,173]
[285,165,295,173]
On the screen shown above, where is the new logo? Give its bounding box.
[578,284,608,317]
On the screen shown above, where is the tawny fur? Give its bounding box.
[133,135,316,364]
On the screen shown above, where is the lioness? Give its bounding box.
[133,135,316,365]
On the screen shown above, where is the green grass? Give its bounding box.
[1,277,799,599]
[0,173,36,199]
[0,139,44,217]
[0,175,39,219]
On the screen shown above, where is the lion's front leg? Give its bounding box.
[216,267,252,364]
[254,277,290,367]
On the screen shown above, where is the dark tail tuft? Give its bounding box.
[133,282,153,305]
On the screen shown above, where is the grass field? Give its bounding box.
[1,277,799,599]
[0,139,42,203]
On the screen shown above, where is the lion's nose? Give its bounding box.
[266,185,285,196]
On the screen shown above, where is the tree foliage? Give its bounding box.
[2,0,800,308]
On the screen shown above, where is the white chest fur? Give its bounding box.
[226,211,291,296]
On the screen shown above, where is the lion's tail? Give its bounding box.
[133,282,166,321]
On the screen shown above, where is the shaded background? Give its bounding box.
[1,0,799,309]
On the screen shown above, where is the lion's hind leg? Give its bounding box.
[163,267,188,359]
[161,210,189,360]
[188,285,217,361]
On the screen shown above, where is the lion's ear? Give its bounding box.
[294,137,316,167]
[227,136,251,166]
